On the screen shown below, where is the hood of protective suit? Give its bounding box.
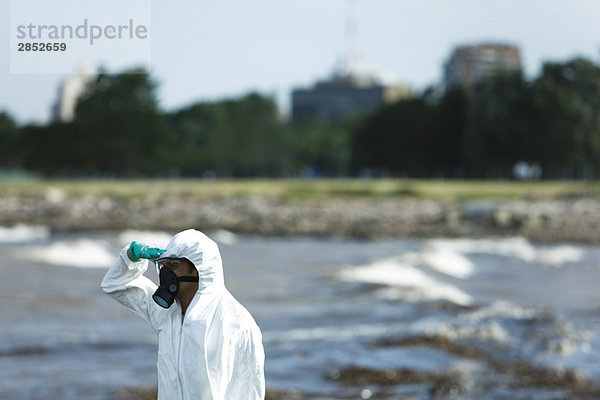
[160,229,225,294]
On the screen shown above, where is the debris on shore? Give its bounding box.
[1,190,600,243]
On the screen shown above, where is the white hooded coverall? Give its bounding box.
[101,229,265,400]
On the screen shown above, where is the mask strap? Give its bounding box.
[177,276,199,283]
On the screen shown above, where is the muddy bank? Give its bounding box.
[322,334,600,399]
[1,191,600,242]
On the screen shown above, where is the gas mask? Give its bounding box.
[152,258,199,309]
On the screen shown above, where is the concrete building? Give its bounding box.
[51,68,95,123]
[444,43,522,92]
[291,68,411,122]
[291,0,411,122]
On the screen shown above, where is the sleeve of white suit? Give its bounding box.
[101,245,161,331]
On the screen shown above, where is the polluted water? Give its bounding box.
[1,226,600,399]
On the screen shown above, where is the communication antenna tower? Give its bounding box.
[342,0,359,75]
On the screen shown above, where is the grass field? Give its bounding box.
[1,179,599,202]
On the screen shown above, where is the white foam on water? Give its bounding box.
[25,239,115,268]
[418,248,475,279]
[338,258,473,306]
[117,229,172,248]
[463,300,538,321]
[409,301,539,345]
[211,229,238,245]
[536,245,584,266]
[264,302,524,345]
[538,330,600,379]
[428,237,537,262]
[0,224,49,243]
[263,321,412,343]
[427,237,584,267]
[424,319,512,344]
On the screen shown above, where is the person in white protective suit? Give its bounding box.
[101,229,265,400]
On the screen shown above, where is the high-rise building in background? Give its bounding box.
[291,69,411,122]
[444,43,522,92]
[291,0,411,122]
[51,68,95,123]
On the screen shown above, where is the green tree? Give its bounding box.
[290,116,357,177]
[462,71,532,178]
[530,58,600,178]
[0,111,20,168]
[427,87,468,177]
[225,93,291,177]
[19,122,84,176]
[168,93,291,177]
[351,97,441,177]
[73,67,169,176]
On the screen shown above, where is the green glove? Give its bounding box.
[127,241,166,262]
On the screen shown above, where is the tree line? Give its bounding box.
[354,57,600,179]
[1,57,600,179]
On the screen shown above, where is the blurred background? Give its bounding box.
[2,1,600,399]
[1,0,600,179]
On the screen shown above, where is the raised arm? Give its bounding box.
[101,243,165,330]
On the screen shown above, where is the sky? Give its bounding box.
[1,0,599,124]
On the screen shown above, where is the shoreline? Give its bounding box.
[1,192,600,243]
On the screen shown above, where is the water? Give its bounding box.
[1,226,600,399]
